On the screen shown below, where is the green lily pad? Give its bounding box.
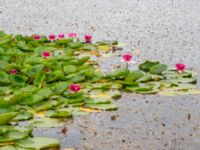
[0,71,10,84]
[136,74,152,82]
[150,64,167,74]
[139,60,160,72]
[56,38,73,45]
[68,42,83,49]
[85,103,118,110]
[125,70,144,82]
[0,126,32,143]
[107,68,129,79]
[47,71,65,82]
[60,107,89,116]
[16,137,60,150]
[85,97,111,104]
[159,89,200,96]
[45,110,72,118]
[9,75,26,87]
[0,86,13,95]
[0,145,17,150]
[0,145,27,150]
[63,65,77,74]
[51,81,71,94]
[0,112,18,125]
[13,112,33,121]
[30,118,64,128]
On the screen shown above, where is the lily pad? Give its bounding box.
[45,110,72,118]
[0,126,32,143]
[16,137,60,150]
[85,103,118,110]
[150,64,167,74]
[30,117,64,128]
[139,60,160,72]
[125,70,144,82]
[13,112,33,121]
[0,112,18,125]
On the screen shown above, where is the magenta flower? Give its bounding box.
[122,53,133,62]
[34,35,41,40]
[175,63,186,73]
[10,69,18,74]
[68,33,77,38]
[121,53,135,69]
[41,51,51,58]
[58,33,65,39]
[84,34,92,43]
[49,34,56,41]
[69,84,81,92]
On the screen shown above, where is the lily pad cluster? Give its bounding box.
[106,60,198,95]
[0,31,199,149]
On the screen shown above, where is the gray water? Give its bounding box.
[0,0,200,149]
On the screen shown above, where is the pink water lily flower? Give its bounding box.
[49,34,56,41]
[69,84,81,92]
[68,33,77,38]
[10,69,18,74]
[84,34,92,43]
[175,63,186,73]
[58,33,65,39]
[34,35,41,40]
[41,51,51,58]
[122,53,133,62]
[121,53,135,68]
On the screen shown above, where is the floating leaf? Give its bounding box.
[0,126,31,143]
[52,81,71,94]
[136,74,152,82]
[56,38,73,45]
[62,107,90,116]
[97,45,110,51]
[89,90,122,99]
[0,145,17,150]
[9,75,26,87]
[63,65,77,74]
[85,97,111,104]
[45,110,72,118]
[107,68,129,79]
[80,107,100,113]
[0,112,18,125]
[0,72,10,84]
[17,41,30,51]
[139,61,160,72]
[0,86,13,95]
[150,64,167,74]
[30,117,64,128]
[125,70,144,82]
[13,112,33,121]
[16,137,60,150]
[85,103,118,110]
[47,71,65,82]
[68,42,83,49]
[159,89,200,96]
[82,44,97,51]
